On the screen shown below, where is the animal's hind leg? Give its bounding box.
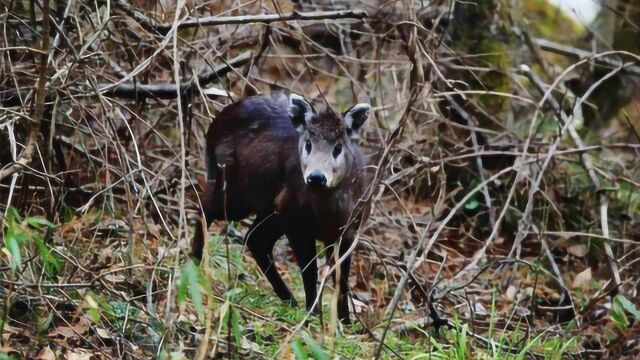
[192,165,249,261]
[191,180,217,261]
[246,214,297,306]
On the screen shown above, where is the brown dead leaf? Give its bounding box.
[505,284,517,301]
[73,315,92,335]
[95,327,111,340]
[349,298,371,314]
[474,302,488,316]
[48,316,91,339]
[49,326,75,338]
[58,216,87,237]
[573,268,592,288]
[67,350,92,360]
[567,244,588,257]
[103,274,125,283]
[36,346,56,360]
[2,324,23,337]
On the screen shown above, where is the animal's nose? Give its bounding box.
[306,172,327,186]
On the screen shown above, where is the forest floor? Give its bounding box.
[3,187,638,359]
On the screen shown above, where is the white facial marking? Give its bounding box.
[300,137,345,188]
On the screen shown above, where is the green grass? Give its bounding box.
[187,239,583,359]
[0,211,591,359]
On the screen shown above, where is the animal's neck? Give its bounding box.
[308,175,357,218]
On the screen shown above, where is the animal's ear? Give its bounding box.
[288,94,315,133]
[343,103,371,139]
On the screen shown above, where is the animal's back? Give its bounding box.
[205,93,300,220]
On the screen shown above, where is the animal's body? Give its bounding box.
[192,92,371,323]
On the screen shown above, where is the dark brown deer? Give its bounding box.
[191,92,371,324]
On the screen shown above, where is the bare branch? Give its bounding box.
[174,10,368,30]
[534,37,640,77]
[1,51,251,105]
[112,0,368,35]
[99,51,251,100]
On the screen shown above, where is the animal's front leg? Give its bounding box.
[336,237,354,324]
[288,231,319,315]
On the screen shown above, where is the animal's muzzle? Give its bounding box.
[306,171,327,187]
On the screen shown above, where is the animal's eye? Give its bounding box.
[305,140,312,154]
[332,143,342,159]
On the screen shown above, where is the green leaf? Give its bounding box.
[301,333,328,360]
[5,207,20,222]
[464,198,479,210]
[26,217,55,229]
[615,295,640,320]
[85,294,102,323]
[225,287,243,298]
[457,323,468,360]
[5,228,22,273]
[178,260,207,320]
[611,297,629,330]
[0,353,19,360]
[34,236,61,276]
[110,301,129,318]
[291,340,308,360]
[230,306,243,349]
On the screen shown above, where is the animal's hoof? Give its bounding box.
[305,303,321,316]
[189,255,202,266]
[338,314,351,325]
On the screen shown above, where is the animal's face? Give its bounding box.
[288,94,371,189]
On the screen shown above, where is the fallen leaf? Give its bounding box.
[353,291,373,301]
[349,298,371,314]
[505,285,517,301]
[202,87,231,97]
[104,274,125,283]
[36,346,56,360]
[73,315,92,336]
[573,268,592,288]
[49,326,75,338]
[515,306,531,317]
[67,350,92,360]
[474,302,488,316]
[567,244,588,257]
[95,327,111,339]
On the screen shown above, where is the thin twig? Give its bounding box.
[534,38,640,77]
[518,64,622,288]
[444,93,497,229]
[0,0,50,181]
